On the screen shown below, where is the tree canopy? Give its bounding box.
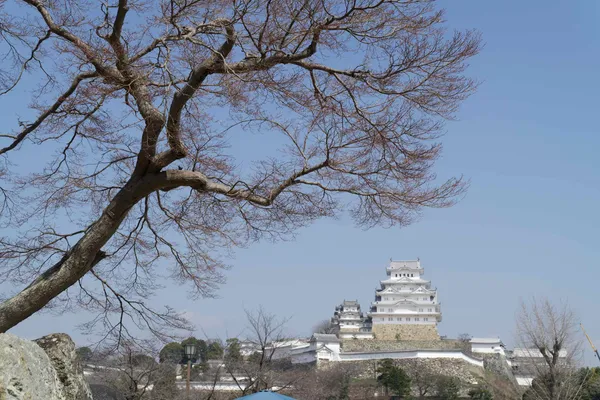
[207,341,224,360]
[0,0,480,344]
[225,338,242,362]
[76,346,94,363]
[436,376,461,400]
[159,342,184,364]
[377,359,411,397]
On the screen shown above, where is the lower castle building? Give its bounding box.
[330,300,373,339]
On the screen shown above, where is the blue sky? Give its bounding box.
[4,0,600,363]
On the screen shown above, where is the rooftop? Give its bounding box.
[380,277,430,284]
[511,348,568,358]
[387,260,422,270]
[470,337,503,344]
[312,333,341,343]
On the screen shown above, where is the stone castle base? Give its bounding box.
[372,324,440,341]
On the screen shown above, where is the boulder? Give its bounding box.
[0,332,66,400]
[0,332,93,400]
[34,333,93,400]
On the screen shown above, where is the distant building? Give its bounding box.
[291,334,341,364]
[368,259,442,340]
[509,347,569,386]
[239,341,260,358]
[470,337,505,355]
[330,300,373,339]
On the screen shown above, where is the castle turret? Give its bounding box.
[330,300,373,339]
[367,259,441,340]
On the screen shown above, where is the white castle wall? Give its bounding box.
[339,349,484,368]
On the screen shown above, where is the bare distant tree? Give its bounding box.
[401,359,437,398]
[516,298,584,400]
[289,363,361,400]
[458,333,472,342]
[90,342,178,400]
[225,307,301,395]
[313,319,337,335]
[478,371,521,400]
[0,0,480,344]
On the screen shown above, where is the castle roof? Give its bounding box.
[387,260,422,270]
[470,337,503,345]
[311,333,340,343]
[380,277,430,285]
[511,348,567,358]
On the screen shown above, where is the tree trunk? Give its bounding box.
[0,174,161,332]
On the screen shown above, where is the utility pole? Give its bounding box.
[581,323,600,364]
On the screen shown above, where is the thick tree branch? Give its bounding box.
[152,20,237,171]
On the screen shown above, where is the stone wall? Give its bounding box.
[481,353,518,385]
[370,324,440,341]
[341,358,484,386]
[341,338,465,353]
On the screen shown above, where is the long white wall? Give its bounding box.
[338,350,484,368]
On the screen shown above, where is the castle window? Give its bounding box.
[424,318,428,321]
[397,317,401,321]
[388,308,393,312]
[419,308,423,312]
[411,274,414,277]
[388,317,393,321]
[415,318,419,321]
[406,318,410,321]
[428,308,432,312]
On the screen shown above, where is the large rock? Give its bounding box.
[34,333,93,400]
[0,332,66,400]
[0,332,92,400]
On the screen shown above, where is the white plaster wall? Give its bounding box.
[292,351,317,364]
[471,343,505,355]
[516,377,534,386]
[339,350,484,368]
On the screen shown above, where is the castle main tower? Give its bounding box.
[368,259,441,341]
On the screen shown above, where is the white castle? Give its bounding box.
[331,259,442,340]
[267,258,546,387]
[369,259,442,340]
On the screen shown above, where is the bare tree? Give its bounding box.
[402,359,437,398]
[516,298,584,400]
[225,307,300,395]
[313,319,337,335]
[458,333,472,342]
[289,363,361,400]
[89,342,178,400]
[478,371,521,400]
[0,0,481,344]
